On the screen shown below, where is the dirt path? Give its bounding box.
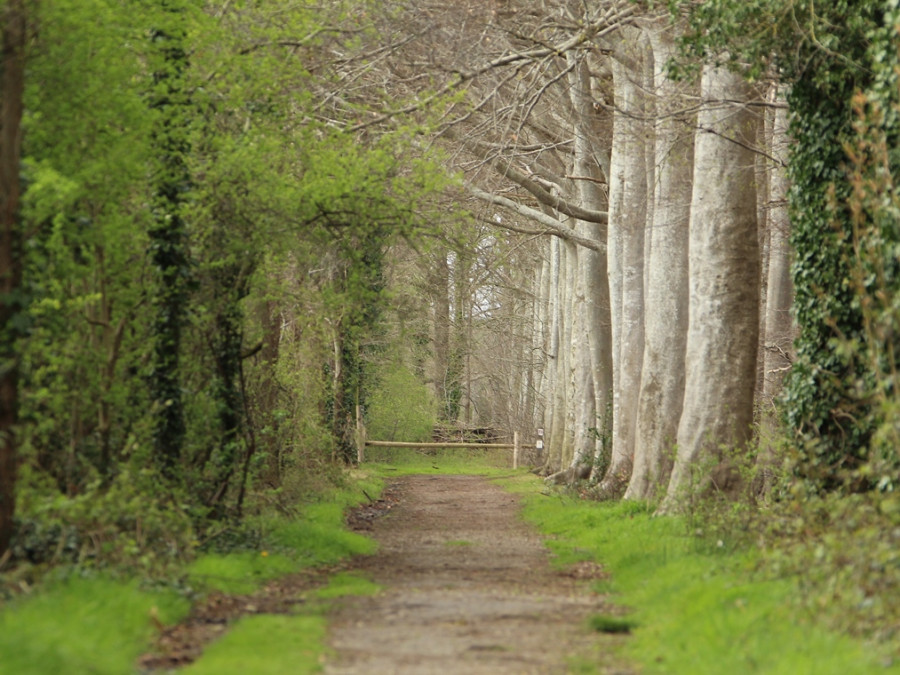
[325,474,632,674]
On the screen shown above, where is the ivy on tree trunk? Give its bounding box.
[148,1,192,481]
[0,0,26,557]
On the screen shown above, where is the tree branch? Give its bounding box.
[465,185,604,252]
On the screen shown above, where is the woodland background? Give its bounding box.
[2,0,900,651]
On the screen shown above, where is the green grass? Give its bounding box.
[0,471,384,674]
[182,478,385,674]
[498,473,899,674]
[188,476,381,594]
[314,571,380,599]
[366,446,516,476]
[181,614,328,675]
[0,575,189,674]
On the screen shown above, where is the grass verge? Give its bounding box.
[0,470,384,674]
[497,472,898,674]
[181,614,328,675]
[0,575,190,674]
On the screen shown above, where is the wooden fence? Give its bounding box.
[356,424,522,469]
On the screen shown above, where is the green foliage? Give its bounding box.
[587,614,637,634]
[10,0,453,571]
[763,491,900,645]
[367,361,436,443]
[12,466,195,575]
[0,576,189,675]
[366,448,514,472]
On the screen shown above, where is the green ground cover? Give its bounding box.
[0,474,383,675]
[498,472,899,674]
[0,576,190,675]
[2,451,893,674]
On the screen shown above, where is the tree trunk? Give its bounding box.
[757,92,794,491]
[598,41,647,496]
[626,24,694,500]
[431,248,451,420]
[566,54,612,477]
[542,235,563,472]
[149,5,191,480]
[0,0,26,557]
[660,64,761,511]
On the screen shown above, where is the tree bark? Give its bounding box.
[0,0,26,557]
[598,38,647,497]
[757,92,794,491]
[566,54,612,477]
[626,23,694,500]
[431,248,452,420]
[541,235,563,472]
[660,64,761,511]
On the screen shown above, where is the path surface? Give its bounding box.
[324,474,631,674]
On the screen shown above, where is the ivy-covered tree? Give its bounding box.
[674,0,891,491]
[0,0,27,557]
[147,0,194,482]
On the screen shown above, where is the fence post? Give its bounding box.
[513,431,520,469]
[355,405,366,464]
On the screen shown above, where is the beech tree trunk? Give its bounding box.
[626,24,693,500]
[661,64,761,510]
[431,248,452,420]
[541,235,563,471]
[757,94,794,489]
[567,55,612,476]
[599,40,647,496]
[0,0,26,557]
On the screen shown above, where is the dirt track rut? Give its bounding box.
[323,474,631,674]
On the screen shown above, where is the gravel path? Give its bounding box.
[323,474,632,674]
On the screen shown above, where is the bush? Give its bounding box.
[366,362,435,443]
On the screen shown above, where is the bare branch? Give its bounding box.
[465,185,604,252]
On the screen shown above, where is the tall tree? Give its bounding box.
[600,33,648,496]
[756,92,793,490]
[567,53,612,478]
[0,0,26,556]
[626,20,694,500]
[148,0,192,481]
[661,63,760,510]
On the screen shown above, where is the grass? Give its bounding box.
[5,453,892,674]
[181,614,328,675]
[0,471,384,674]
[0,575,190,674]
[188,476,380,594]
[313,571,380,599]
[497,473,899,673]
[182,478,385,674]
[364,446,515,476]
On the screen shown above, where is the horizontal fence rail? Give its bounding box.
[364,440,515,449]
[356,426,522,468]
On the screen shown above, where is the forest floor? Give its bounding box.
[323,474,633,674]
